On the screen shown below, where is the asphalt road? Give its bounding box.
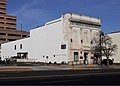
[0,69,120,85]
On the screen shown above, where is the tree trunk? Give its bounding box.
[107,57,109,67]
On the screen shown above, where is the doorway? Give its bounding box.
[84,52,88,64]
[74,52,79,62]
[17,52,28,59]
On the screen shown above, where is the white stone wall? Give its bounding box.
[1,38,30,60]
[108,32,120,63]
[30,18,68,63]
[63,13,101,64]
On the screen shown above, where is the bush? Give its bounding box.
[102,59,113,65]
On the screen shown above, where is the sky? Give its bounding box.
[7,0,120,33]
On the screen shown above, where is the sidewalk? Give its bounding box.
[0,64,120,72]
[109,65,120,69]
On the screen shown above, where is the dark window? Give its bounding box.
[71,39,73,43]
[80,56,83,59]
[0,17,4,19]
[46,56,48,59]
[0,8,6,10]
[8,34,21,37]
[6,23,16,25]
[6,18,16,21]
[61,44,66,49]
[91,57,94,59]
[0,26,4,29]
[81,40,83,43]
[0,33,6,35]
[91,41,93,44]
[0,22,4,24]
[20,44,22,49]
[54,55,55,57]
[14,45,16,50]
[0,12,5,14]
[0,3,6,5]
[43,56,45,58]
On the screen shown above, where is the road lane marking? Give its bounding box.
[0,72,120,80]
[40,79,83,84]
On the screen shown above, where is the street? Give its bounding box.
[0,69,120,85]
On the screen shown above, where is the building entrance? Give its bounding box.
[17,52,28,59]
[84,52,88,64]
[74,52,79,62]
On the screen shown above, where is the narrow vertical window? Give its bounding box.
[71,39,73,43]
[20,44,22,49]
[91,41,93,44]
[81,40,83,44]
[14,45,16,50]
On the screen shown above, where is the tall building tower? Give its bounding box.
[0,0,16,30]
[0,0,29,44]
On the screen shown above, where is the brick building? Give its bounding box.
[0,0,29,44]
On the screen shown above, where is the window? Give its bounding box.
[91,57,94,59]
[91,41,93,44]
[80,56,83,59]
[14,45,16,50]
[74,52,79,62]
[81,40,83,43]
[54,55,55,57]
[0,12,5,14]
[20,44,22,49]
[61,44,66,49]
[46,56,48,59]
[71,39,73,43]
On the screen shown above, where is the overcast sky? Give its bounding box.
[7,0,120,33]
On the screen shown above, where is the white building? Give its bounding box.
[1,13,101,65]
[108,31,120,64]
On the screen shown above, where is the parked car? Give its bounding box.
[102,59,113,65]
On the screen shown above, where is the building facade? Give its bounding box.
[0,0,29,44]
[107,31,120,63]
[1,13,101,64]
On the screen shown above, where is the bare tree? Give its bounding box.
[92,31,118,67]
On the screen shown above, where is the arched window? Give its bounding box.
[20,44,22,49]
[14,45,16,50]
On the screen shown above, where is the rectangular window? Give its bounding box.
[20,44,22,49]
[80,56,83,59]
[61,44,66,49]
[14,45,16,50]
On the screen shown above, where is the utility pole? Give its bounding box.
[21,24,23,31]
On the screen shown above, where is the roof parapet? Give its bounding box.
[65,13,101,26]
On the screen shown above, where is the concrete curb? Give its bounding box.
[0,68,33,72]
[71,68,100,70]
